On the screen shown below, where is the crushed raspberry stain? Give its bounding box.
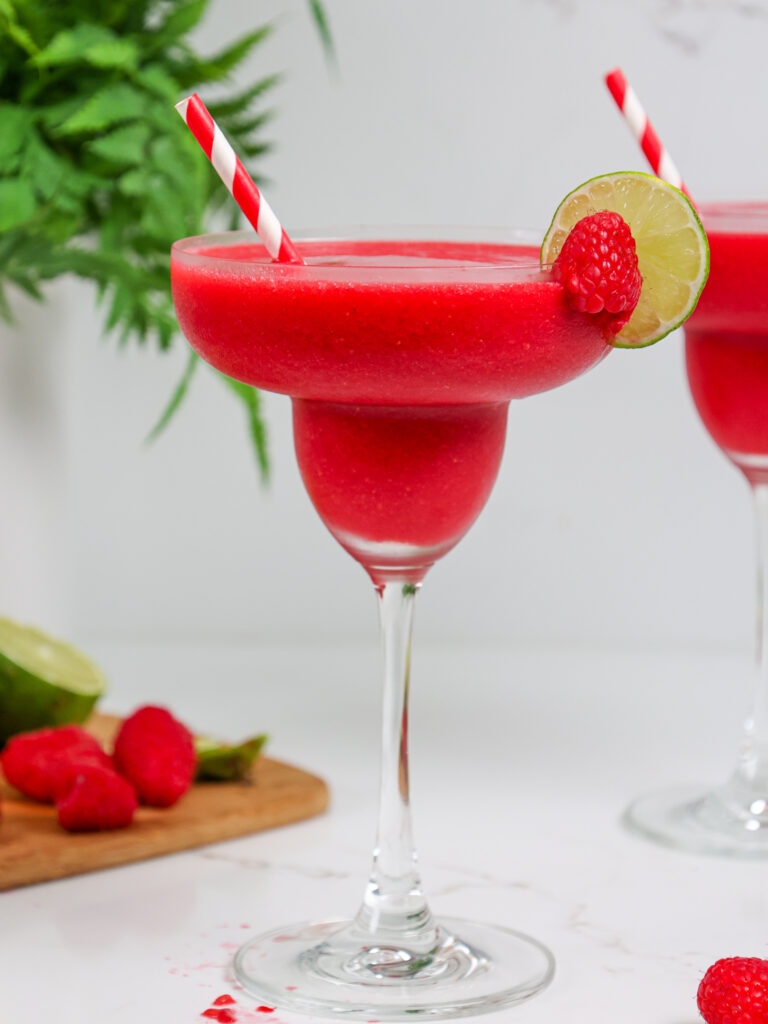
[212,995,237,1006]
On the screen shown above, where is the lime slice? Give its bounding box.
[0,619,106,746]
[194,734,268,781]
[541,171,709,348]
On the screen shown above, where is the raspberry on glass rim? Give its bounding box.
[553,210,642,336]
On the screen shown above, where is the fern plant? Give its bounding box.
[0,0,330,477]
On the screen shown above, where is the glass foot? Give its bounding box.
[233,916,554,1020]
[624,783,768,858]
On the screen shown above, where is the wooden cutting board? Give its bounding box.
[0,713,329,891]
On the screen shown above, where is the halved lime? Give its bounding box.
[0,619,106,746]
[541,171,709,348]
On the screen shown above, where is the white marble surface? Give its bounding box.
[2,640,765,1023]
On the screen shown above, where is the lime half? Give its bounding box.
[0,619,106,746]
[541,171,709,348]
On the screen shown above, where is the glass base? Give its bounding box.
[624,783,768,858]
[233,916,555,1020]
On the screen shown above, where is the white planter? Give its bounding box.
[0,283,71,633]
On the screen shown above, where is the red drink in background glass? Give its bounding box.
[627,203,768,859]
[686,204,768,481]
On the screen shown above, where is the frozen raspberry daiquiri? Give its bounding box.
[171,167,707,1019]
[627,203,768,858]
[173,234,612,583]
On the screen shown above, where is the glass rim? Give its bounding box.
[171,226,548,273]
[698,201,768,234]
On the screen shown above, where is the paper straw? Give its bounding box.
[175,93,303,264]
[604,68,692,201]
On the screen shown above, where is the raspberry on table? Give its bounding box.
[113,705,196,808]
[697,956,768,1024]
[1,725,112,803]
[553,210,642,336]
[56,764,137,832]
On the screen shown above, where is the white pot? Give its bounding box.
[0,282,71,633]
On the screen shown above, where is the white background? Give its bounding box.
[4,0,768,654]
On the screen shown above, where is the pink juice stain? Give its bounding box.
[172,237,609,583]
[200,995,278,1022]
[685,204,768,481]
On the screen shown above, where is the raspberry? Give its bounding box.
[56,765,137,832]
[697,957,768,1024]
[113,706,196,808]
[553,210,642,336]
[1,725,112,803]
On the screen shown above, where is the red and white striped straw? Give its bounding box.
[175,93,303,264]
[604,68,692,201]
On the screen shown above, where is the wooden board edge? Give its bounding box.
[0,777,329,892]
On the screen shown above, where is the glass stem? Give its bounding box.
[353,580,438,952]
[738,482,768,792]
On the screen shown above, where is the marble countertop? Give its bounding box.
[3,640,763,1023]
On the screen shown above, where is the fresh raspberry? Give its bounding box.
[113,706,196,808]
[553,210,642,336]
[56,765,137,832]
[697,957,768,1024]
[1,725,112,803]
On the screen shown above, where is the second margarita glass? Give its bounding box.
[626,202,768,857]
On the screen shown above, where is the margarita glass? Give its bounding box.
[171,226,610,1019]
[626,203,768,857]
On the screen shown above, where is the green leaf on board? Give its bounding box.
[194,733,268,781]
